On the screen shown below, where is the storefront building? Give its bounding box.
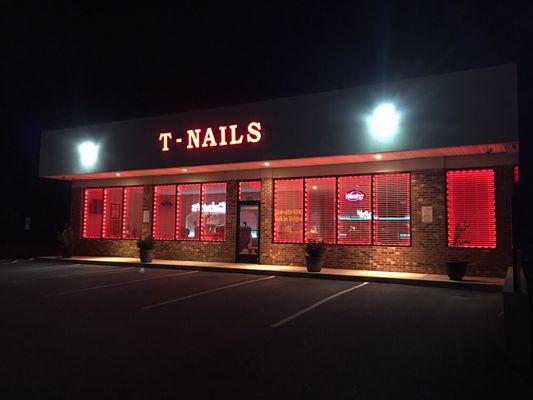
[39,65,519,277]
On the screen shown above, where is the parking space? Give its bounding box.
[0,260,529,399]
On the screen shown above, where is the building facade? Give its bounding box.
[40,65,519,277]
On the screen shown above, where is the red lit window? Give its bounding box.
[201,182,226,241]
[373,174,411,246]
[274,179,304,243]
[514,166,519,184]
[446,169,496,249]
[122,187,143,239]
[239,181,261,201]
[82,188,103,238]
[176,184,201,240]
[337,175,372,245]
[152,185,176,240]
[305,177,336,243]
[102,188,123,239]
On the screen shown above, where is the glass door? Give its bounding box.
[236,202,260,263]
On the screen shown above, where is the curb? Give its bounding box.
[35,257,503,292]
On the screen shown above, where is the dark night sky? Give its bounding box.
[2,2,532,243]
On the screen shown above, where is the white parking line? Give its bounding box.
[271,282,369,328]
[142,275,276,311]
[34,266,135,280]
[48,270,199,296]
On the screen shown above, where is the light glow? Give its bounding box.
[78,141,99,167]
[367,103,400,140]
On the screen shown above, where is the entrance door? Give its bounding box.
[236,202,260,263]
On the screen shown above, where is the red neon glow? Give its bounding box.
[201,182,226,241]
[176,184,200,240]
[122,186,143,239]
[159,132,172,151]
[514,165,519,184]
[274,179,304,243]
[102,187,123,239]
[239,181,261,201]
[305,177,336,244]
[152,185,176,240]
[446,169,496,249]
[338,175,372,245]
[82,188,103,239]
[373,173,411,246]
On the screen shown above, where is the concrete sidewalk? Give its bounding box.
[36,256,504,291]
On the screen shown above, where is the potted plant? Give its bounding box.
[58,223,76,258]
[304,240,326,272]
[137,235,155,263]
[447,223,470,281]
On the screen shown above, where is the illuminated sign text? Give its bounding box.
[345,189,365,202]
[159,121,262,152]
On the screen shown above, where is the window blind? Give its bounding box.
[82,188,103,238]
[152,185,176,240]
[274,179,304,243]
[337,175,372,245]
[102,187,123,239]
[305,177,336,243]
[373,174,411,246]
[446,169,496,249]
[122,186,143,239]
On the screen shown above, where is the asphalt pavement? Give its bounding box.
[0,259,530,399]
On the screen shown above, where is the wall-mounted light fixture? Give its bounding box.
[78,141,99,167]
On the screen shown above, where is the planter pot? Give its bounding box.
[305,255,324,272]
[139,249,154,263]
[62,247,73,258]
[446,261,468,281]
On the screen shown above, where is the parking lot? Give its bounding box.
[0,260,530,399]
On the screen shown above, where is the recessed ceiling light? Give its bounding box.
[263,162,270,167]
[312,185,317,190]
[181,168,188,172]
[115,172,121,177]
[375,154,383,160]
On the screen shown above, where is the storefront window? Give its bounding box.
[274,179,304,243]
[373,173,411,246]
[201,182,226,241]
[239,181,261,201]
[446,169,496,248]
[82,186,144,240]
[102,187,123,239]
[82,188,103,238]
[122,187,143,239]
[337,175,372,245]
[273,173,411,246]
[176,184,201,240]
[305,177,336,244]
[153,185,176,240]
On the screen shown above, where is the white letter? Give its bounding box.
[229,124,243,145]
[187,129,201,149]
[219,126,228,146]
[159,132,172,151]
[246,122,262,143]
[202,127,218,147]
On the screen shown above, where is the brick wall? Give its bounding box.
[70,166,514,277]
[260,166,514,277]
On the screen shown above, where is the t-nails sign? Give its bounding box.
[158,121,262,152]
